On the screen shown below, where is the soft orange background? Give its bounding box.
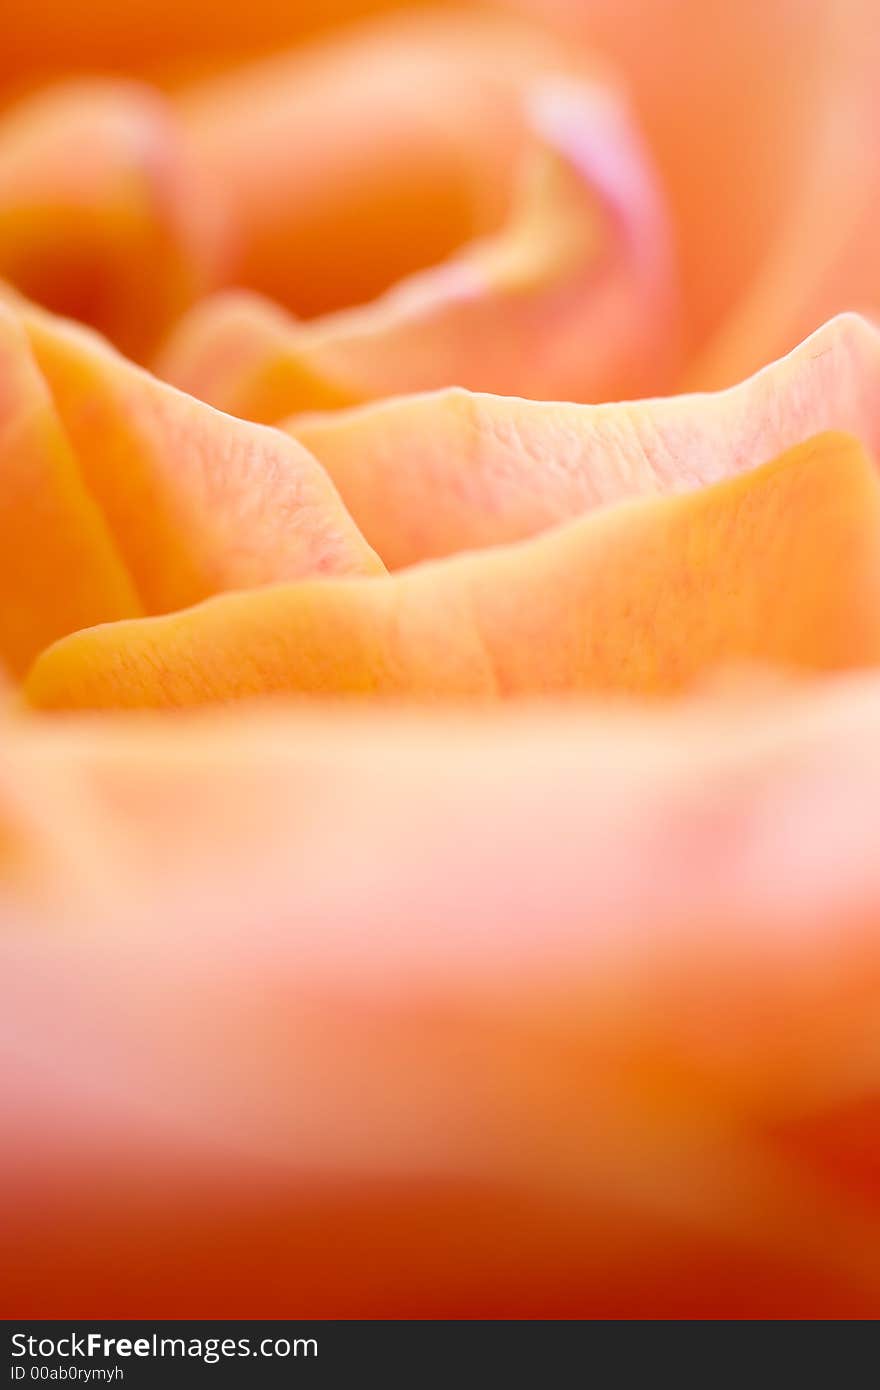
[2,0,880,1322]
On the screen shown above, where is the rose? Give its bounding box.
[2,0,880,1320]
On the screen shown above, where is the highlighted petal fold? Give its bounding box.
[0,299,380,674]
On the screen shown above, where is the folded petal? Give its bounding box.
[678,0,878,386]
[292,312,880,568]
[26,432,880,709]
[677,0,880,385]
[1,0,415,94]
[155,290,365,421]
[0,299,380,674]
[4,673,880,1314]
[686,1,878,386]
[178,11,582,321]
[161,63,677,417]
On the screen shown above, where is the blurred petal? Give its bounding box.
[0,304,141,677]
[501,0,842,360]
[685,0,880,386]
[178,11,588,320]
[161,63,677,417]
[0,299,380,674]
[0,0,414,94]
[26,432,880,709]
[0,81,216,359]
[291,312,880,567]
[4,673,880,1313]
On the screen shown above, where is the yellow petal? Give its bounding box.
[26,432,880,709]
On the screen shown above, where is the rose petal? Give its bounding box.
[291,312,880,568]
[0,305,141,676]
[4,14,611,363]
[0,298,380,673]
[683,0,880,386]
[160,65,676,418]
[25,432,880,709]
[0,81,217,359]
[1,0,425,95]
[4,673,880,1314]
[503,0,858,367]
[179,11,587,320]
[155,290,365,421]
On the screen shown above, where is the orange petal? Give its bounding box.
[0,82,217,360]
[0,0,420,95]
[177,11,598,319]
[4,674,880,1314]
[681,0,880,386]
[26,432,880,710]
[2,14,675,391]
[155,290,365,421]
[502,0,853,364]
[0,298,380,675]
[161,67,677,418]
[291,312,880,568]
[2,13,600,358]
